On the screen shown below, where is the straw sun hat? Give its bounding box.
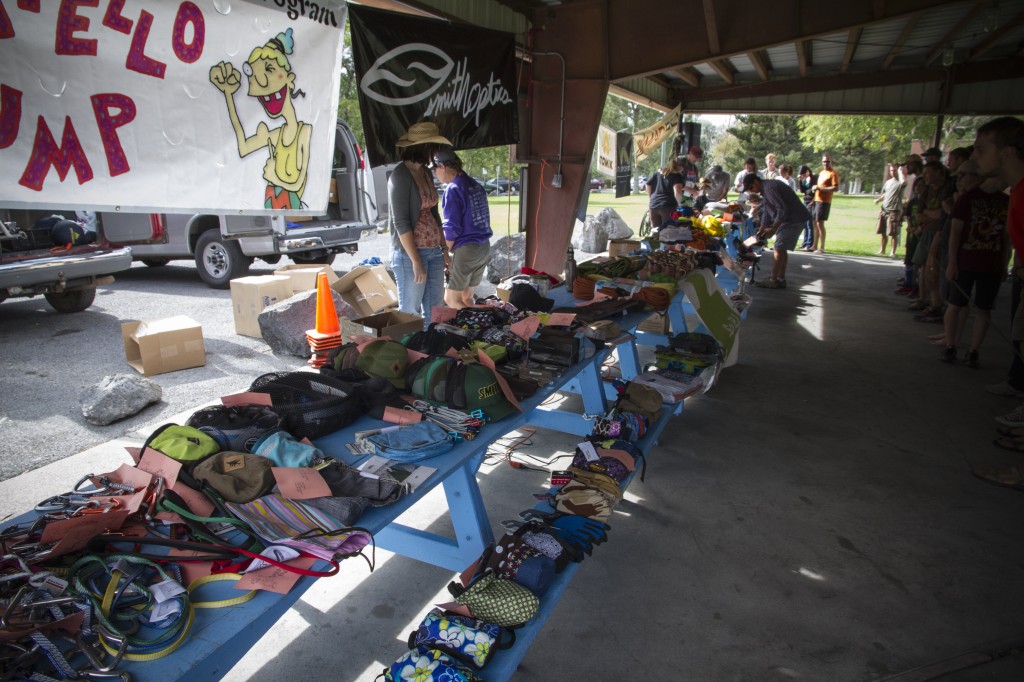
[395,121,452,147]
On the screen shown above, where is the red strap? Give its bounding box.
[213,544,340,578]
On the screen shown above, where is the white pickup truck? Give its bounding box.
[0,121,376,310]
[101,121,377,288]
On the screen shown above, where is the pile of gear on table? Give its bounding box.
[567,194,753,318]
[0,277,710,681]
[377,330,725,681]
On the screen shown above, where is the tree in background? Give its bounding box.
[710,115,816,181]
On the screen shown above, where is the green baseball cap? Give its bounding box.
[355,340,408,390]
[459,363,516,422]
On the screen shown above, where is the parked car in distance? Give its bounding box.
[590,177,606,192]
[480,178,520,195]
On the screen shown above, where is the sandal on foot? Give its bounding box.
[972,462,1024,490]
[996,425,1024,437]
[756,278,786,289]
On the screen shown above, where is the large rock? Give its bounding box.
[485,233,527,283]
[258,289,358,358]
[574,216,609,253]
[597,207,633,239]
[80,374,162,425]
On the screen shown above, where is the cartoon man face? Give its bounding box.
[243,58,295,117]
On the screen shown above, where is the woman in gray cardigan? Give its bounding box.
[389,122,452,322]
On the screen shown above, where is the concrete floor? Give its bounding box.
[4,250,1024,680]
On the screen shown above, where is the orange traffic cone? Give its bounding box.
[313,273,340,336]
[306,272,342,367]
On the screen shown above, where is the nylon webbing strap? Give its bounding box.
[187,573,255,609]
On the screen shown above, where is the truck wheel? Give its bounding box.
[45,287,96,313]
[141,258,170,267]
[260,255,282,265]
[195,230,249,289]
[292,253,336,267]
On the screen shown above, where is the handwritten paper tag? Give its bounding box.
[576,441,599,462]
[169,481,216,517]
[41,511,131,557]
[165,548,215,585]
[430,306,457,324]
[510,315,540,340]
[235,556,316,594]
[272,467,332,500]
[382,406,422,425]
[222,391,273,407]
[546,312,576,326]
[138,449,181,489]
[125,446,142,464]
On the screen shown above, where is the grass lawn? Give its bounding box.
[487,191,888,258]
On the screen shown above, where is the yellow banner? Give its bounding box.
[633,104,680,164]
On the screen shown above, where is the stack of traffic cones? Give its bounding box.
[306,273,342,368]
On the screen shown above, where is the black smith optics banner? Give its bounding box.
[350,4,519,165]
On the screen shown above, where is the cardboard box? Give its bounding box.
[331,265,399,318]
[329,177,338,204]
[341,311,423,341]
[609,239,640,257]
[122,316,205,376]
[230,275,293,338]
[273,264,338,294]
[285,215,313,223]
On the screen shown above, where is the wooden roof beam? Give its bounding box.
[702,0,720,54]
[708,58,736,85]
[881,12,922,70]
[841,27,862,74]
[672,67,702,87]
[968,8,1024,61]
[796,39,811,77]
[748,50,772,81]
[924,2,984,65]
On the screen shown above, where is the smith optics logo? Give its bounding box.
[360,44,512,126]
[477,383,500,400]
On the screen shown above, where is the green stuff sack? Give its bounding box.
[450,572,539,628]
[143,424,220,463]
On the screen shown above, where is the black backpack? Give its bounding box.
[249,372,363,439]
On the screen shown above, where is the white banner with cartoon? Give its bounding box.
[0,0,345,214]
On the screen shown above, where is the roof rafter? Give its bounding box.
[881,11,923,70]
[796,39,812,77]
[702,0,720,54]
[924,2,985,65]
[672,67,702,87]
[841,27,862,73]
[968,8,1024,60]
[748,50,772,81]
[708,58,736,85]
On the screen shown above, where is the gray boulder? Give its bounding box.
[258,289,358,358]
[598,207,633,239]
[574,216,609,253]
[486,233,527,283]
[81,374,162,425]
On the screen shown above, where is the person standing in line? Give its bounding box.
[733,157,764,202]
[969,118,1024,436]
[810,153,839,254]
[797,165,815,250]
[874,162,905,257]
[743,174,812,289]
[646,158,685,229]
[940,160,1009,367]
[432,149,492,310]
[388,121,451,323]
[778,163,798,192]
[763,153,780,180]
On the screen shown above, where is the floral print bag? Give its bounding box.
[408,608,515,669]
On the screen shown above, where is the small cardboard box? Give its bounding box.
[609,239,640,257]
[331,265,399,318]
[273,264,338,294]
[122,316,205,376]
[230,275,293,338]
[341,311,423,341]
